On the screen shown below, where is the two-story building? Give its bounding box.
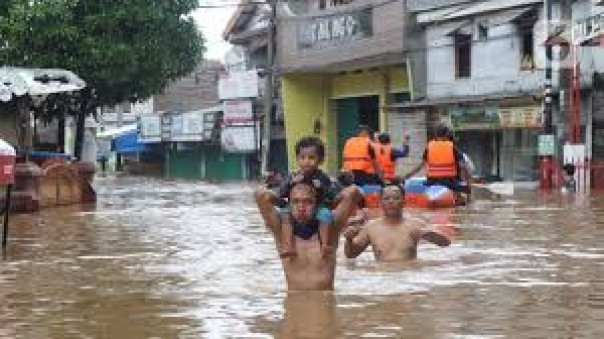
[223,0,288,175]
[403,0,554,182]
[573,0,604,187]
[276,0,412,173]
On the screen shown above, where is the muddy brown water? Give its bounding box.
[1,176,602,338]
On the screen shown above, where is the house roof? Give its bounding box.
[222,0,256,41]
[415,0,542,24]
[0,67,86,102]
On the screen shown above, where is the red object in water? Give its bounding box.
[0,139,16,185]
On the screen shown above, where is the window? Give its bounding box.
[519,24,535,71]
[455,34,471,78]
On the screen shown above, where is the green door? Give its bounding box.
[167,148,203,179]
[205,145,244,181]
[336,98,359,168]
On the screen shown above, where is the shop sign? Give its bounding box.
[170,112,204,142]
[221,125,259,154]
[498,105,541,128]
[573,11,604,45]
[161,115,172,141]
[138,115,161,143]
[538,134,555,156]
[450,103,542,130]
[449,103,499,130]
[297,8,372,50]
[218,70,259,100]
[223,99,254,124]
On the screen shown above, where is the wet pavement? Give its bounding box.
[1,176,603,338]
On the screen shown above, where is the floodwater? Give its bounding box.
[1,176,602,338]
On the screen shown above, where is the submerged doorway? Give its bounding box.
[334,95,379,168]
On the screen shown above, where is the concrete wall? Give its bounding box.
[154,60,224,113]
[277,0,406,72]
[281,66,410,172]
[425,10,546,98]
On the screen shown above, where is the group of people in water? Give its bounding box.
[255,125,471,291]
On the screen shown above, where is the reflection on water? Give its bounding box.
[1,176,603,338]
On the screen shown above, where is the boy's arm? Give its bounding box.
[254,186,281,233]
[344,225,371,258]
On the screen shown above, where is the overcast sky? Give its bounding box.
[191,3,237,62]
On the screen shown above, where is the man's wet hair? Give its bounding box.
[288,180,319,200]
[435,125,451,138]
[357,125,373,136]
[295,136,325,162]
[380,183,405,198]
[377,133,391,145]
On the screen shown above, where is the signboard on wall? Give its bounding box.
[138,115,161,143]
[170,112,204,142]
[450,103,499,130]
[450,103,542,130]
[223,99,254,124]
[218,70,259,100]
[499,105,541,128]
[221,125,259,153]
[297,8,372,50]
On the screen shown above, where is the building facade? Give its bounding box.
[404,0,555,182]
[223,0,288,175]
[276,0,413,174]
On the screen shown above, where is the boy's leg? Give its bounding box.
[318,222,335,257]
[316,207,335,257]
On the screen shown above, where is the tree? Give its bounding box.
[0,0,205,157]
[1,0,205,107]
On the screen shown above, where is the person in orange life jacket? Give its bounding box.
[342,125,383,186]
[374,132,410,184]
[404,126,471,195]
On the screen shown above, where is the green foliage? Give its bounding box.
[0,0,205,111]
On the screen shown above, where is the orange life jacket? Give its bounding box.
[426,140,458,178]
[342,136,374,174]
[374,143,396,180]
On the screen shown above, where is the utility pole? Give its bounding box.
[260,0,276,176]
[540,0,555,189]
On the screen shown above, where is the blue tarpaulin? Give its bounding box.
[112,130,151,155]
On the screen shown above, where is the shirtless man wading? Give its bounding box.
[344,185,451,261]
[254,182,360,291]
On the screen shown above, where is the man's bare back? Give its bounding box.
[344,185,450,262]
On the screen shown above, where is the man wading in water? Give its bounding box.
[255,181,360,291]
[344,185,450,262]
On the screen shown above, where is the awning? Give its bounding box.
[481,6,536,27]
[0,67,86,102]
[416,0,542,24]
[441,20,473,36]
[0,139,16,156]
[97,124,137,139]
[113,130,151,155]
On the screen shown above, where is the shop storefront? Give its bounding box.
[446,98,542,182]
[277,0,409,173]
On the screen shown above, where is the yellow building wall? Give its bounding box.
[281,74,330,171]
[281,65,409,173]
